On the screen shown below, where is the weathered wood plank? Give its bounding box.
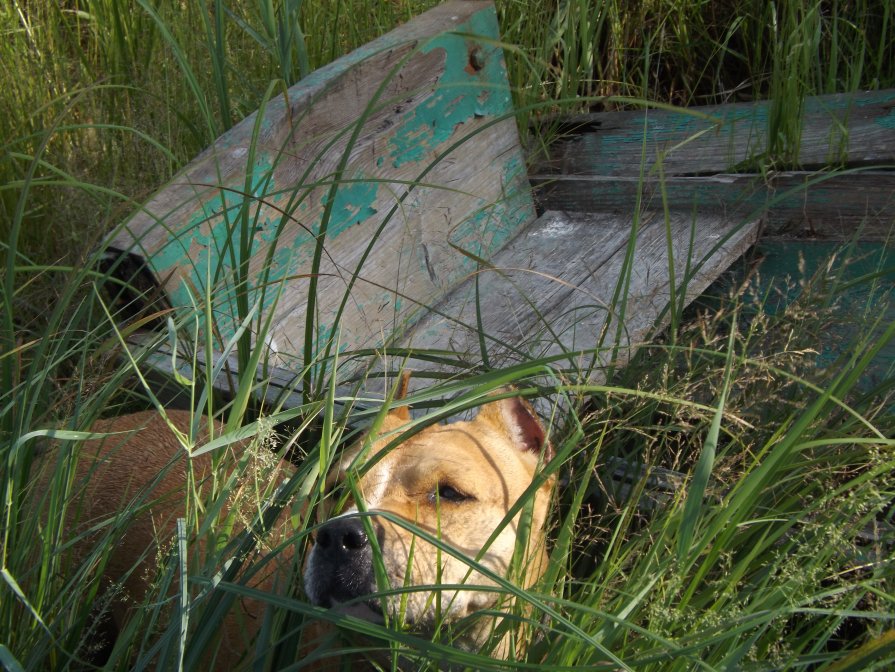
[127,208,759,405]
[108,1,534,360]
[532,171,895,239]
[401,209,760,381]
[533,89,895,177]
[124,330,304,410]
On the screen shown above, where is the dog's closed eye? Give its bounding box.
[431,483,474,503]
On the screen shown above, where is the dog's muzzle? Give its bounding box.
[304,515,381,613]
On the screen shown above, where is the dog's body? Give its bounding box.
[55,410,294,665]
[53,392,553,667]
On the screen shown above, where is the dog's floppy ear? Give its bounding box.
[477,393,553,462]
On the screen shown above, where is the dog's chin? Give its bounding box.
[330,599,386,624]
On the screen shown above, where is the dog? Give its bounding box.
[304,389,555,657]
[49,386,554,668]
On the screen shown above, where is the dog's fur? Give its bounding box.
[304,394,554,654]
[52,410,293,666]
[53,391,553,668]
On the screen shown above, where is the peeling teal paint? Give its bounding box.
[244,177,382,339]
[148,161,384,342]
[150,155,277,336]
[388,8,509,168]
[153,156,274,274]
[266,244,296,286]
[595,107,767,174]
[876,106,895,130]
[721,241,894,403]
[256,214,280,244]
[153,167,381,342]
[140,5,533,354]
[319,178,379,239]
[446,152,532,266]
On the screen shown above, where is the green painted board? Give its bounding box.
[106,1,534,366]
[702,240,894,395]
[531,90,895,238]
[758,241,894,387]
[535,90,895,177]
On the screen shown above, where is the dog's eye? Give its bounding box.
[432,483,472,503]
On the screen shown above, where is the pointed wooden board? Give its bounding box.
[129,207,760,405]
[107,1,534,359]
[401,209,761,381]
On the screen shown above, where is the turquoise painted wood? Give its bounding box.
[532,90,895,238]
[536,90,895,177]
[107,1,534,365]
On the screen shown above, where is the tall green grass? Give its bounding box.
[4,243,893,669]
[2,0,894,670]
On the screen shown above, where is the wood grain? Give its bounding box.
[533,90,895,177]
[128,207,759,394]
[108,1,534,359]
[400,209,760,382]
[530,90,895,237]
[532,171,895,239]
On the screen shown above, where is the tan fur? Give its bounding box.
[306,394,554,654]
[57,393,553,668]
[57,410,293,666]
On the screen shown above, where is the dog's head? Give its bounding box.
[303,390,554,644]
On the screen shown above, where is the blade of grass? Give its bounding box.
[676,308,737,564]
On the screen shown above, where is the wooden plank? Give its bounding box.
[531,171,895,239]
[533,89,895,177]
[107,1,534,360]
[124,331,304,411]
[401,209,760,381]
[122,331,385,431]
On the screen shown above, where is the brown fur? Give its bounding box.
[56,392,553,668]
[56,410,293,666]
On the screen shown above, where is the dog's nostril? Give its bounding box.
[316,527,333,550]
[317,518,369,555]
[341,526,367,551]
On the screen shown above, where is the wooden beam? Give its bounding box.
[533,89,895,177]
[532,171,895,239]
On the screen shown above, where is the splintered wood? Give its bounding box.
[109,1,533,361]
[108,0,763,399]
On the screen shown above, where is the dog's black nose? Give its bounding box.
[308,517,378,608]
[316,517,369,560]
